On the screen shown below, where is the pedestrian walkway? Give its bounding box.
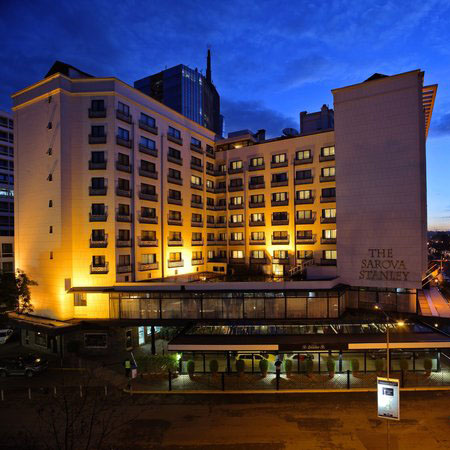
[421,287,450,318]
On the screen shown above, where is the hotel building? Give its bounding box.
[11,64,442,358]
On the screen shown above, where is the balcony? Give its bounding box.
[167,134,183,146]
[250,238,265,245]
[271,160,288,169]
[295,197,314,205]
[191,221,203,228]
[89,212,108,222]
[248,164,265,171]
[167,155,183,166]
[229,239,245,246]
[249,182,265,190]
[89,160,107,170]
[139,215,157,224]
[228,203,243,210]
[167,175,183,186]
[206,203,215,210]
[139,192,157,202]
[296,215,316,224]
[168,239,183,246]
[139,262,159,271]
[321,258,337,266]
[228,167,243,175]
[88,108,106,118]
[229,258,245,264]
[205,146,215,158]
[321,237,337,244]
[250,257,267,264]
[249,201,265,208]
[116,239,131,248]
[271,199,289,207]
[190,143,203,154]
[116,213,131,222]
[192,258,204,265]
[249,220,265,227]
[89,186,107,196]
[216,239,227,245]
[168,197,182,206]
[320,175,336,183]
[139,144,158,157]
[320,196,336,203]
[89,134,107,145]
[138,237,158,247]
[168,260,184,268]
[319,154,335,162]
[214,186,226,194]
[190,182,203,191]
[116,136,132,148]
[272,257,289,265]
[167,218,182,226]
[296,235,317,245]
[138,121,158,135]
[294,157,313,165]
[191,201,203,209]
[90,263,109,274]
[192,239,204,246]
[117,264,132,273]
[206,167,215,176]
[116,187,132,198]
[208,257,226,263]
[190,162,203,172]
[214,170,226,177]
[228,221,244,228]
[320,216,336,224]
[271,179,288,188]
[116,109,132,124]
[139,168,158,179]
[272,218,289,226]
[212,222,227,228]
[272,236,289,245]
[295,177,314,185]
[228,184,244,192]
[90,236,108,248]
[116,161,132,173]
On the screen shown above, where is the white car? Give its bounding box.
[0,329,13,345]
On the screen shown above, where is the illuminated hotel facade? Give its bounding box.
[11,64,437,353]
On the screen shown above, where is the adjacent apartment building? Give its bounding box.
[11,64,437,354]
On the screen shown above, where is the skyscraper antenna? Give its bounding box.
[206,46,212,83]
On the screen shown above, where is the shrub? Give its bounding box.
[424,358,432,373]
[209,359,219,374]
[187,360,195,376]
[135,354,178,374]
[236,359,245,374]
[284,359,293,375]
[306,358,314,374]
[259,358,269,375]
[327,358,335,373]
[375,358,384,373]
[351,359,360,372]
[400,358,409,372]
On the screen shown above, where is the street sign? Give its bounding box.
[377,377,400,420]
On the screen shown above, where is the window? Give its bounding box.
[272,192,288,202]
[322,187,336,198]
[118,204,130,216]
[231,250,244,259]
[273,231,288,239]
[91,177,106,189]
[206,144,214,155]
[250,194,264,204]
[191,156,202,166]
[91,125,105,137]
[324,250,337,260]
[192,213,202,223]
[2,243,13,256]
[230,232,243,241]
[206,179,214,189]
[140,136,155,149]
[273,250,288,259]
[140,112,155,128]
[296,149,312,160]
[192,194,202,204]
[169,252,182,261]
[206,197,214,206]
[322,208,336,218]
[141,160,155,172]
[91,99,104,111]
[250,157,264,167]
[296,169,312,180]
[206,162,214,172]
[168,147,181,159]
[191,175,202,186]
[142,253,156,264]
[35,332,48,347]
[141,183,155,195]
[272,211,288,221]
[118,254,130,266]
[230,160,243,170]
[207,215,215,224]
[91,151,105,163]
[297,210,313,219]
[230,178,243,187]
[2,262,13,273]
[192,251,203,260]
[230,196,243,205]
[117,153,129,166]
[92,203,105,215]
[141,207,156,218]
[118,127,129,141]
[193,232,203,241]
[169,210,181,220]
[230,214,243,223]
[169,231,182,241]
[191,137,201,147]
[250,175,264,185]
[49,200,53,208]
[84,333,107,348]
[218,164,226,173]
[297,250,313,260]
[74,293,87,307]
[323,229,337,239]
[321,167,335,177]
[117,178,130,191]
[272,153,286,163]
[49,226,53,234]
[92,255,106,267]
[117,102,130,116]
[296,190,313,200]
[251,231,265,241]
[142,230,156,241]
[297,230,312,238]
[272,172,288,182]
[321,146,335,157]
[168,126,181,139]
[91,229,105,242]
[169,189,181,200]
[168,168,181,179]
[251,250,264,259]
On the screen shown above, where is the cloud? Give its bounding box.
[221,98,298,138]
[429,113,450,136]
[280,55,331,89]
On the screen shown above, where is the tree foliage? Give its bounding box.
[0,268,37,313]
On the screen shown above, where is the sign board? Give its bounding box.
[377,377,400,420]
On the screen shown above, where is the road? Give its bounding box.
[0,390,449,449]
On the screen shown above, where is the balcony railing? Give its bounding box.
[320,175,336,182]
[139,144,158,157]
[191,221,204,228]
[295,177,314,185]
[271,160,288,168]
[190,143,203,154]
[272,236,289,245]
[296,235,317,245]
[139,192,157,202]
[228,167,243,174]
[90,263,109,274]
[294,157,313,165]
[320,196,336,203]
[229,258,245,264]
[192,258,204,265]
[138,215,157,224]
[321,258,337,266]
[89,134,106,145]
[168,197,182,206]
[191,201,203,209]
[295,197,314,204]
[271,179,288,187]
[139,168,158,179]
[116,213,132,222]
[250,257,267,264]
[320,216,336,224]
[271,218,289,226]
[228,203,243,210]
[228,184,244,192]
[214,186,226,194]
[248,164,265,171]
[116,161,132,173]
[167,134,183,146]
[168,239,183,247]
[116,187,132,198]
[139,262,159,271]
[89,160,107,170]
[249,220,265,227]
[167,175,183,186]
[116,239,131,247]
[190,162,203,172]
[271,199,289,207]
[167,155,183,166]
[89,186,107,196]
[168,260,184,268]
[228,221,244,227]
[250,239,265,245]
[89,212,107,222]
[249,201,265,208]
[319,154,335,162]
[90,236,108,248]
[190,182,203,191]
[208,257,226,263]
[168,218,182,226]
[296,215,316,224]
[117,264,132,273]
[116,109,132,124]
[138,121,158,135]
[192,239,204,246]
[321,237,337,245]
[116,136,132,148]
[88,108,106,118]
[138,237,158,247]
[272,257,289,265]
[248,182,265,190]
[229,239,245,245]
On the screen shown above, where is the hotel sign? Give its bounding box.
[359,249,409,282]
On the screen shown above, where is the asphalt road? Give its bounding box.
[0,390,449,449]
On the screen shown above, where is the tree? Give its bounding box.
[0,268,37,313]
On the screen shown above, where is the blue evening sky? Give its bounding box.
[0,0,449,229]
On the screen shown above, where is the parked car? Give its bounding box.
[235,353,271,368]
[369,350,416,360]
[0,354,48,377]
[0,329,13,345]
[287,353,315,361]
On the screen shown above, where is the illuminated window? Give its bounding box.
[230,232,243,241]
[230,214,243,223]
[323,229,336,239]
[272,153,286,163]
[273,231,288,239]
[74,293,87,307]
[296,190,312,200]
[231,250,244,259]
[272,192,288,202]
[169,252,182,261]
[273,250,288,259]
[297,210,313,219]
[191,175,202,186]
[250,194,264,204]
[321,167,335,177]
[322,208,336,218]
[230,196,243,205]
[206,179,214,189]
[192,251,202,260]
[297,230,312,238]
[321,146,335,157]
[142,254,156,264]
[230,160,243,170]
[295,149,312,160]
[251,250,264,259]
[250,213,264,222]
[250,157,264,167]
[324,250,337,260]
[251,231,264,241]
